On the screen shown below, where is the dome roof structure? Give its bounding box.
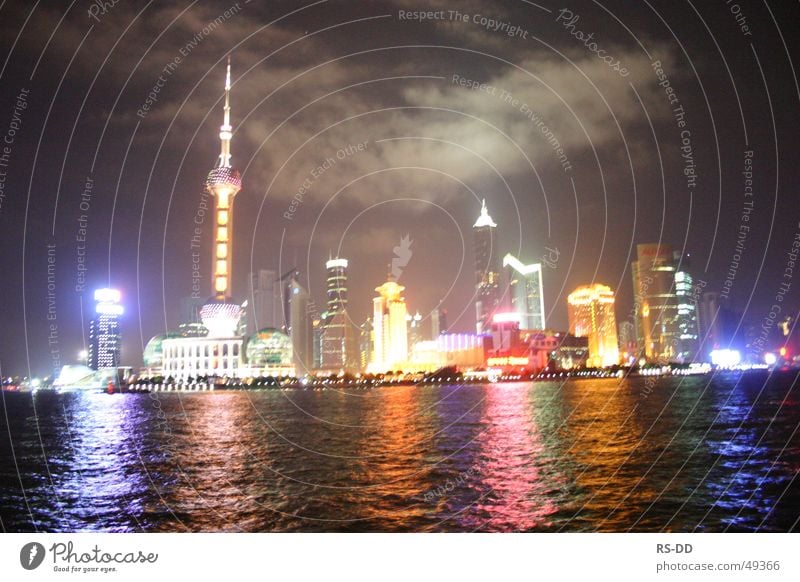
[143,333,182,368]
[245,328,293,368]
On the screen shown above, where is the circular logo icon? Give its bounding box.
[20,542,46,570]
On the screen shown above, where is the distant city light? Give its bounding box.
[325,258,348,269]
[493,312,522,324]
[96,303,124,315]
[710,349,741,368]
[487,356,529,367]
[94,288,121,303]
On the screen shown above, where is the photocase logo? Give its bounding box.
[391,234,413,280]
[20,542,46,570]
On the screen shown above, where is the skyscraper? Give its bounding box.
[248,269,279,334]
[473,199,500,334]
[370,275,409,372]
[617,320,637,363]
[178,296,206,337]
[88,288,123,370]
[430,306,441,339]
[631,243,679,362]
[286,274,313,374]
[359,317,373,372]
[407,310,423,352]
[321,257,357,371]
[567,284,620,368]
[675,265,699,362]
[697,291,739,362]
[502,253,545,330]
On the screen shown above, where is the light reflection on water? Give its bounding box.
[1,374,798,532]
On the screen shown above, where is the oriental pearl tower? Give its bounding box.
[199,57,244,338]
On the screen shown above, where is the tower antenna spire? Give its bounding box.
[218,55,233,168]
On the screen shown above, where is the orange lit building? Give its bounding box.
[567,284,620,367]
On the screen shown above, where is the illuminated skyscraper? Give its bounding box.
[675,265,699,362]
[321,257,357,371]
[88,288,123,370]
[359,317,374,372]
[631,244,679,361]
[199,56,243,339]
[567,284,620,368]
[502,253,545,330]
[473,199,500,334]
[370,276,409,372]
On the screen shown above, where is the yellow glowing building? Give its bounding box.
[567,284,620,368]
[369,276,409,373]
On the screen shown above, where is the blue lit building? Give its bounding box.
[88,288,123,370]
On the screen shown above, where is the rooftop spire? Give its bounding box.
[474,198,497,228]
[217,55,233,168]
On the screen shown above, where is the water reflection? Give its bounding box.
[0,374,797,532]
[469,382,560,531]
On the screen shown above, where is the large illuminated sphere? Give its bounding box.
[200,299,242,338]
[143,333,182,369]
[205,166,242,193]
[245,328,293,368]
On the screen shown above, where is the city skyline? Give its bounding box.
[0,1,798,377]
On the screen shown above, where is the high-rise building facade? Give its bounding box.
[617,320,637,363]
[631,243,679,362]
[473,199,501,334]
[248,269,280,334]
[286,275,313,374]
[370,276,409,372]
[321,258,357,371]
[675,267,699,362]
[697,291,741,362]
[567,284,620,368]
[407,310,423,352]
[359,317,373,372]
[88,288,123,370]
[502,253,545,330]
[178,296,206,337]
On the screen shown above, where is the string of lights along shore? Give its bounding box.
[45,58,793,391]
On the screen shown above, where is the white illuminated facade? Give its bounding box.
[161,336,244,378]
[409,333,485,371]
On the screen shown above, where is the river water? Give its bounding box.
[1,373,798,532]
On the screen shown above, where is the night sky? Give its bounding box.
[0,0,798,376]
